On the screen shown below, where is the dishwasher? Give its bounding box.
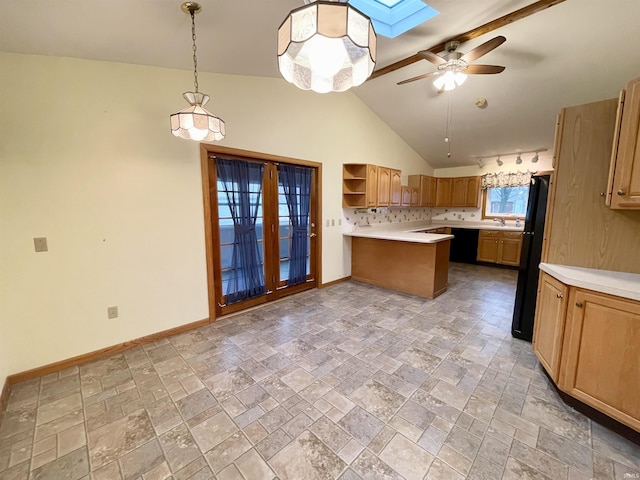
[449,228,479,264]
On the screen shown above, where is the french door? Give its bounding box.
[204,150,319,317]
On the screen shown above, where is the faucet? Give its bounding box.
[493,217,506,227]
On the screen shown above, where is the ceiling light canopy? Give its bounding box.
[170,2,225,142]
[277,0,377,93]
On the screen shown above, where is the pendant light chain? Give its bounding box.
[190,9,199,93]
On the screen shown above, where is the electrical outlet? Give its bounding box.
[34,237,48,252]
[331,219,335,226]
[338,219,342,226]
[326,219,330,227]
[107,306,118,319]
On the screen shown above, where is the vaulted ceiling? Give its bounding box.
[1,0,637,168]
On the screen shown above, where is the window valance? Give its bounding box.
[481,171,531,189]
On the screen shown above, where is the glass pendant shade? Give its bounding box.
[278,0,377,93]
[171,92,225,141]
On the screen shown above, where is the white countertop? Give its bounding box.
[540,263,640,302]
[343,220,522,244]
[343,222,453,243]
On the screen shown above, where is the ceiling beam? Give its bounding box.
[369,0,567,80]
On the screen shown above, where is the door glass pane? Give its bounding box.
[216,159,265,305]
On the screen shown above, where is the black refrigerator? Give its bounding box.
[511,174,550,341]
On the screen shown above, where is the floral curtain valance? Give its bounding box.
[481,171,532,189]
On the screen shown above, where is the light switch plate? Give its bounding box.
[34,237,48,252]
[107,306,118,319]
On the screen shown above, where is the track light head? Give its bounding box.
[496,156,503,166]
[532,152,539,163]
[516,154,522,164]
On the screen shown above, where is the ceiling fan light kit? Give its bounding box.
[170,2,226,142]
[277,0,377,93]
[397,36,506,89]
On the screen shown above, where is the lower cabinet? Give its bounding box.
[477,230,522,266]
[533,271,640,432]
[532,273,568,382]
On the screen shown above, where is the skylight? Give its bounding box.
[348,0,439,38]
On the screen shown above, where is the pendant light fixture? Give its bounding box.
[277,0,377,94]
[170,2,225,142]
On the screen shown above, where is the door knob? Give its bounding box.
[576,301,583,307]
[617,189,626,196]
[310,233,317,237]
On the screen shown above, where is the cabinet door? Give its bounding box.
[532,272,568,383]
[390,169,402,206]
[476,232,499,263]
[401,186,411,206]
[498,234,522,266]
[426,176,437,207]
[560,290,640,430]
[466,177,481,207]
[451,178,467,206]
[377,167,390,206]
[435,178,452,206]
[366,164,378,207]
[610,77,640,209]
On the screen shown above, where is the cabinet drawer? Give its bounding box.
[479,230,500,237]
[501,231,523,239]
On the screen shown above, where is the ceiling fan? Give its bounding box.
[397,35,506,90]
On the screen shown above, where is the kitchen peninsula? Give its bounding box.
[344,223,454,299]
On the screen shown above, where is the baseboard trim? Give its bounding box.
[320,276,351,288]
[6,317,210,386]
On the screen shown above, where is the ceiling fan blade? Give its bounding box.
[418,50,447,66]
[465,64,505,75]
[397,71,438,85]
[460,36,506,63]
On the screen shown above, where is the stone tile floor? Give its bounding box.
[1,263,639,479]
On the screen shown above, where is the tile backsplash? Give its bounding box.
[430,207,481,222]
[343,207,432,227]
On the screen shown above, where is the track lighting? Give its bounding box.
[532,152,539,163]
[476,157,485,168]
[516,154,522,164]
[496,157,503,166]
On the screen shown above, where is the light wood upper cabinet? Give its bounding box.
[559,289,640,430]
[408,175,437,207]
[451,177,467,206]
[608,77,640,209]
[390,169,402,207]
[342,164,370,208]
[377,167,391,206]
[427,176,437,206]
[401,186,412,207]
[366,164,378,207]
[427,176,480,208]
[435,178,452,206]
[466,176,481,207]
[543,98,640,272]
[476,230,522,266]
[532,272,568,383]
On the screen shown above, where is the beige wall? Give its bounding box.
[0,52,430,381]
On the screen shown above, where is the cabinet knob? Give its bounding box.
[576,301,583,307]
[617,189,626,196]
[556,293,563,298]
